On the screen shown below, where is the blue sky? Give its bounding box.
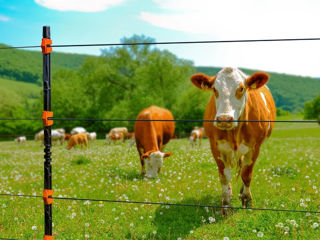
[1,0,320,77]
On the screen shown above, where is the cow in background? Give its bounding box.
[87,132,97,141]
[134,106,175,178]
[15,136,26,144]
[71,127,87,135]
[64,133,71,141]
[52,129,65,145]
[191,67,276,215]
[189,126,203,147]
[35,130,44,143]
[67,133,88,150]
[106,127,128,144]
[126,132,135,147]
[35,129,65,145]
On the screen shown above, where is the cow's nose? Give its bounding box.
[216,115,234,129]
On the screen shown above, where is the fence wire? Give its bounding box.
[0,193,319,214]
[0,117,318,123]
[2,37,320,50]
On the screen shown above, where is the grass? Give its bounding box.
[0,77,41,98]
[0,122,319,239]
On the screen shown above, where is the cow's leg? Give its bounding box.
[219,155,233,215]
[137,146,145,175]
[239,147,259,208]
[210,140,233,215]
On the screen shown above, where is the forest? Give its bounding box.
[0,36,320,138]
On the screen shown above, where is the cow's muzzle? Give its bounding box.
[216,115,234,130]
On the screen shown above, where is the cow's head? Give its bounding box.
[191,67,269,130]
[141,151,172,178]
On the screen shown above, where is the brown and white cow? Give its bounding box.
[134,106,175,178]
[191,67,276,214]
[66,133,88,150]
[189,126,203,146]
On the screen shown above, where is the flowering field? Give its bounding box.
[0,121,319,239]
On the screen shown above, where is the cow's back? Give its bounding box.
[135,106,175,150]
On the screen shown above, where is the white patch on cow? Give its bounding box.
[238,144,249,155]
[214,67,248,128]
[260,92,270,113]
[223,168,231,182]
[217,140,236,168]
[145,151,164,178]
[242,185,250,196]
[260,92,271,131]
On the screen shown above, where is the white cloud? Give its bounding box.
[141,0,320,77]
[0,15,10,22]
[35,0,127,12]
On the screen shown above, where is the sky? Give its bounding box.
[1,0,320,77]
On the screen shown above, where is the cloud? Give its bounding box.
[34,0,127,12]
[140,0,320,77]
[141,0,320,39]
[0,15,10,22]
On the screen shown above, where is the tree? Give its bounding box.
[304,94,320,121]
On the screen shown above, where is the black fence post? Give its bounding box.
[42,26,54,240]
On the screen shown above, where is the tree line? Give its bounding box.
[0,36,319,139]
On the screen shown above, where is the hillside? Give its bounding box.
[0,43,88,85]
[196,66,320,113]
[0,43,319,113]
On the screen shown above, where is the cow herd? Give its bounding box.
[13,68,276,214]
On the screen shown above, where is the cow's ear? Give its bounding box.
[163,152,172,158]
[191,73,216,90]
[246,72,269,89]
[141,151,151,160]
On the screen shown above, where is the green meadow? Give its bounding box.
[0,118,319,239]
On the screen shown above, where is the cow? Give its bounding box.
[15,136,26,144]
[126,132,135,147]
[134,106,175,178]
[191,67,276,215]
[35,130,44,142]
[66,133,88,150]
[87,132,97,141]
[110,127,128,142]
[35,129,64,145]
[71,127,87,136]
[52,129,65,145]
[189,127,203,147]
[64,133,71,141]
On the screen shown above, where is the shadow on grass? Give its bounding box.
[127,195,225,240]
[109,167,143,181]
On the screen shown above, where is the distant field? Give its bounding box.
[0,77,41,100]
[0,122,319,239]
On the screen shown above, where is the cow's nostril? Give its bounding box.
[217,115,234,122]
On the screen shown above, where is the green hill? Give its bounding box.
[0,43,88,85]
[1,43,319,114]
[196,66,320,113]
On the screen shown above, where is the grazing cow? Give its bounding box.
[35,129,64,145]
[191,67,276,214]
[15,136,26,144]
[87,132,97,141]
[52,129,65,145]
[189,127,203,146]
[109,127,128,142]
[64,133,71,141]
[35,130,44,142]
[126,132,135,147]
[66,133,88,150]
[134,106,175,178]
[71,127,87,136]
